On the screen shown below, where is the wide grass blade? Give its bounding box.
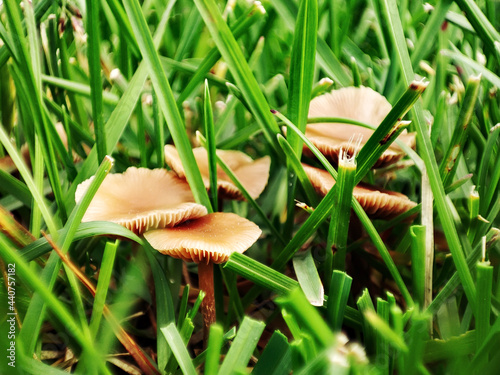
[218,317,265,375]
[327,271,352,331]
[293,249,324,306]
[252,331,291,375]
[161,323,197,375]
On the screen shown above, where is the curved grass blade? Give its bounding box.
[0,125,58,236]
[285,0,318,242]
[380,0,476,312]
[177,3,266,105]
[225,252,299,295]
[86,0,106,162]
[123,0,212,210]
[161,323,197,375]
[193,0,281,153]
[19,156,114,352]
[218,317,265,375]
[22,221,142,261]
[204,80,218,210]
[293,249,324,306]
[0,234,110,375]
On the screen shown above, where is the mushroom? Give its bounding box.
[144,212,261,339]
[75,167,208,234]
[302,163,417,219]
[164,145,271,200]
[305,86,416,168]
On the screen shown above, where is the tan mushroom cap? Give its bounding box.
[75,167,208,234]
[144,212,262,264]
[165,145,270,200]
[305,86,416,168]
[302,164,417,219]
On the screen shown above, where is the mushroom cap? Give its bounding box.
[165,145,270,200]
[144,212,262,264]
[306,86,416,168]
[75,167,208,234]
[302,164,417,219]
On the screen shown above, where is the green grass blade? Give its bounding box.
[277,287,334,348]
[89,240,119,338]
[41,75,120,105]
[475,258,493,351]
[21,222,142,261]
[123,0,212,210]
[380,0,477,312]
[19,156,113,353]
[218,317,265,375]
[144,241,176,372]
[439,75,481,187]
[204,80,218,210]
[285,0,318,242]
[252,331,292,375]
[85,0,106,162]
[225,252,299,295]
[177,3,265,104]
[0,234,110,374]
[355,81,427,182]
[0,125,58,236]
[205,324,224,375]
[293,249,324,306]
[193,0,281,153]
[357,289,376,355]
[327,271,352,331]
[270,0,351,86]
[330,149,356,272]
[454,0,500,62]
[287,0,317,154]
[364,310,408,352]
[277,134,318,205]
[410,225,426,308]
[161,323,197,375]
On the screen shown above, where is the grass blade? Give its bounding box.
[123,0,212,210]
[194,0,281,153]
[218,317,265,375]
[161,323,197,375]
[293,249,324,306]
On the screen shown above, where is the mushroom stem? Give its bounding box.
[198,261,215,343]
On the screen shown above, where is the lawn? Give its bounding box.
[1,0,500,374]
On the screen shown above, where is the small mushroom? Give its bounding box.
[302,163,417,219]
[144,212,261,339]
[75,167,208,234]
[305,86,416,168]
[164,145,271,200]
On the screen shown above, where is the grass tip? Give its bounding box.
[423,3,434,13]
[490,123,500,133]
[110,68,122,81]
[409,78,429,92]
[253,1,266,15]
[469,73,482,82]
[318,77,334,86]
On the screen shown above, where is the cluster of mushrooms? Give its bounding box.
[75,146,270,339]
[302,86,417,220]
[75,85,417,341]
